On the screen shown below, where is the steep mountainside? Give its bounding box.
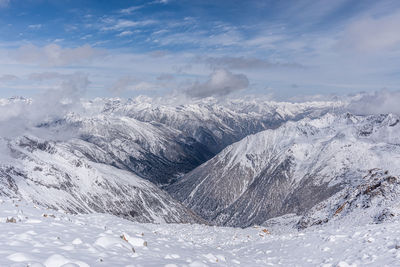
[263,168,400,232]
[0,136,202,224]
[61,113,213,185]
[296,169,400,229]
[168,113,400,227]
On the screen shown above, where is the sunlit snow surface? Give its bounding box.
[1,198,400,267]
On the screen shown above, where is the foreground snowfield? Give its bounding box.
[1,198,400,266]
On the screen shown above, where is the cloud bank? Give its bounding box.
[0,72,89,139]
[348,89,400,115]
[337,10,400,53]
[185,69,249,99]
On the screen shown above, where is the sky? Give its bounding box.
[0,0,400,101]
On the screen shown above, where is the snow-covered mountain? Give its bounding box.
[96,97,342,154]
[168,113,400,227]
[0,135,202,224]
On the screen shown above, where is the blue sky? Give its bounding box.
[0,0,400,100]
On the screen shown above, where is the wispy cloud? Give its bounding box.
[336,10,400,53]
[151,0,169,4]
[151,28,244,50]
[11,44,105,67]
[28,24,42,30]
[101,19,157,31]
[204,56,304,70]
[117,31,134,37]
[119,5,144,14]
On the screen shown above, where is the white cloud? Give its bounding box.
[280,0,349,24]
[337,10,400,53]
[151,0,169,4]
[11,44,105,67]
[244,35,286,49]
[154,28,243,48]
[28,24,42,30]
[348,89,400,115]
[0,72,89,139]
[102,19,157,31]
[117,31,134,37]
[120,5,144,14]
[185,69,249,99]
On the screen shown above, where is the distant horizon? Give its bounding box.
[0,0,400,101]
[0,89,376,104]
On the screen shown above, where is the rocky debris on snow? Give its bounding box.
[6,217,16,223]
[297,169,400,229]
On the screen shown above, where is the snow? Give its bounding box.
[0,198,400,267]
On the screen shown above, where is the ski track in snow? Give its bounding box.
[1,198,400,267]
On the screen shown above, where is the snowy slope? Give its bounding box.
[1,197,400,266]
[168,113,400,227]
[0,136,202,224]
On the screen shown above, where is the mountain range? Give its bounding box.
[3,96,399,229]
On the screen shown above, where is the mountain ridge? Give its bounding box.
[168,113,400,227]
